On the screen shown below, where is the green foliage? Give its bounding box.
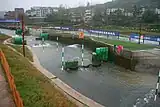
[151,0,160,8]
[0,34,10,41]
[91,12,103,27]
[132,5,142,18]
[8,45,33,62]
[92,37,156,50]
[142,9,159,23]
[45,7,72,26]
[31,0,159,33]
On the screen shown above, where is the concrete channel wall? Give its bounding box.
[48,32,137,71]
[133,50,160,74]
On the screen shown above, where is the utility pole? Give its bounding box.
[21,15,25,57]
[157,13,160,45]
[138,14,142,44]
[138,23,142,44]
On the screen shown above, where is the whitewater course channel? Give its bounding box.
[1,28,160,107]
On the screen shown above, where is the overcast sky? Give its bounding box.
[1,0,111,11]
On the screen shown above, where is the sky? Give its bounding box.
[1,0,111,11]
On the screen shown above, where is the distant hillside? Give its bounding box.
[86,0,159,11]
[68,0,159,14]
[105,0,159,9]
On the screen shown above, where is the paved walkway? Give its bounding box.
[0,65,15,107]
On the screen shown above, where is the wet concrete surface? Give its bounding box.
[1,28,160,107]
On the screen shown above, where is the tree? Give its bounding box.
[112,9,124,25]
[104,9,128,26]
[142,9,158,23]
[151,0,160,8]
[45,13,57,22]
[132,5,142,18]
[45,9,71,26]
[91,9,104,27]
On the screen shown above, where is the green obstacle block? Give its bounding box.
[40,32,49,40]
[13,36,27,45]
[15,29,23,35]
[64,60,78,70]
[95,47,109,62]
[14,36,22,44]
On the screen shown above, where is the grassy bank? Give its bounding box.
[98,26,160,36]
[8,45,33,62]
[0,44,77,107]
[91,37,156,50]
[111,29,160,36]
[0,34,10,41]
[51,31,156,50]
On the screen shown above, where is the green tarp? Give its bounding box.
[14,36,22,44]
[40,33,49,40]
[15,29,23,35]
[95,47,108,62]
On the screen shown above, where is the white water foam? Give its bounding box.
[67,44,79,48]
[32,43,50,47]
[133,89,155,107]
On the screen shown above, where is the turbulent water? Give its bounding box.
[133,89,156,107]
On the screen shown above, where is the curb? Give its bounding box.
[4,38,105,107]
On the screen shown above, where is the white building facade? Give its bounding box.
[26,7,58,17]
[84,9,93,23]
[106,8,133,16]
[155,8,160,15]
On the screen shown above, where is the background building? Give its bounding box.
[84,9,92,23]
[70,12,83,23]
[106,8,133,16]
[26,7,58,18]
[0,11,5,19]
[4,11,15,19]
[4,8,24,20]
[83,2,93,24]
[155,8,160,15]
[15,8,24,19]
